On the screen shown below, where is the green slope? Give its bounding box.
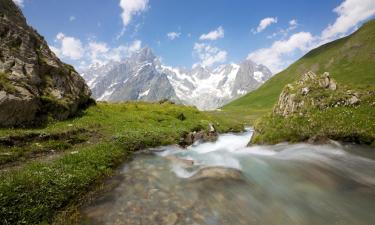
[223,19,375,119]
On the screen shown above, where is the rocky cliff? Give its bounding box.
[0,0,92,127]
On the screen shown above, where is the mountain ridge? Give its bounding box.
[82,47,272,110]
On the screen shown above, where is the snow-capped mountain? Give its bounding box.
[82,48,179,103]
[160,60,272,109]
[82,47,272,110]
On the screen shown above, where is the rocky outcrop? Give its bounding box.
[273,71,361,117]
[0,0,92,127]
[249,70,373,145]
[179,124,218,147]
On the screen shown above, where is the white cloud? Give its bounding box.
[52,33,84,60]
[252,17,278,34]
[87,39,142,65]
[119,0,149,27]
[50,32,142,69]
[321,0,375,41]
[193,43,227,67]
[199,26,224,41]
[248,32,314,73]
[167,32,181,40]
[69,16,76,22]
[128,39,142,53]
[12,0,23,7]
[250,0,375,73]
[267,19,298,39]
[87,42,109,64]
[289,19,298,27]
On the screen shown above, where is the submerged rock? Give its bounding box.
[189,167,245,182]
[0,0,92,127]
[165,155,194,166]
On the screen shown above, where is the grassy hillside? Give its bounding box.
[223,19,375,122]
[250,72,375,145]
[0,102,242,225]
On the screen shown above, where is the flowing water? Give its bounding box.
[80,130,375,225]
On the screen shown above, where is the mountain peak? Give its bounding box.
[131,47,156,63]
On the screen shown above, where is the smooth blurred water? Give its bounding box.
[81,130,375,225]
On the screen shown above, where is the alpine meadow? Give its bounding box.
[0,0,374,224]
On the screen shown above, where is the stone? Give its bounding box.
[189,167,245,182]
[307,135,330,145]
[179,127,218,147]
[165,155,194,166]
[208,123,215,132]
[329,80,337,90]
[164,213,178,225]
[0,0,92,127]
[348,95,360,105]
[301,87,310,95]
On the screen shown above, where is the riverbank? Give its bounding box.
[0,102,243,225]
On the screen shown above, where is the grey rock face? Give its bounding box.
[231,59,272,97]
[83,48,272,110]
[83,48,179,103]
[0,0,91,127]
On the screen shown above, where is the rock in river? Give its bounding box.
[189,166,245,182]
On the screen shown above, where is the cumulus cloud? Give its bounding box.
[248,32,314,73]
[87,39,142,65]
[321,0,375,41]
[252,17,278,34]
[52,33,84,60]
[167,32,181,40]
[50,32,142,69]
[69,16,76,22]
[119,0,149,27]
[12,0,23,7]
[193,43,227,67]
[87,42,109,64]
[199,26,224,41]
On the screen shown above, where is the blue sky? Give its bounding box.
[14,0,375,72]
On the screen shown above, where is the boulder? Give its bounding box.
[179,124,218,147]
[0,0,92,127]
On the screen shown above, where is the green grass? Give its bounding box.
[251,105,375,145]
[0,102,243,224]
[222,19,375,122]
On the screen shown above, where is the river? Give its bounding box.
[80,129,375,225]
